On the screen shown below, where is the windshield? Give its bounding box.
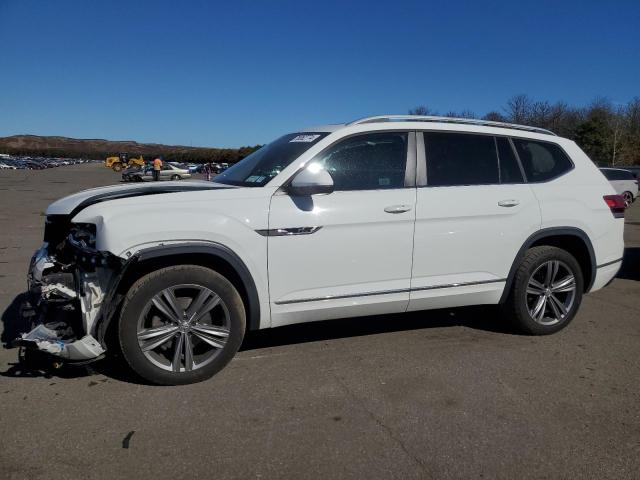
[214,132,329,187]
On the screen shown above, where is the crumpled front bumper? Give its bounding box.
[15,243,112,362]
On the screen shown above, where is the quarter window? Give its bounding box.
[512,139,572,182]
[424,132,499,186]
[314,132,408,191]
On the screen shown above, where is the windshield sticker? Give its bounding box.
[289,134,321,143]
[245,175,267,183]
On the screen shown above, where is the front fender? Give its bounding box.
[71,190,272,336]
[92,241,265,346]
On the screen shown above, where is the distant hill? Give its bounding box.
[0,134,260,163]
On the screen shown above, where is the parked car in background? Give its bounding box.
[121,164,146,182]
[600,168,638,206]
[129,163,191,181]
[212,162,228,174]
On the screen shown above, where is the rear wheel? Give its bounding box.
[171,174,181,180]
[623,191,634,207]
[118,265,246,385]
[112,163,122,172]
[502,246,583,335]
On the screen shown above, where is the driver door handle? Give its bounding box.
[384,204,412,214]
[498,199,520,207]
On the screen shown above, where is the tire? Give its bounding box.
[622,191,634,207]
[112,163,122,172]
[118,265,246,385]
[171,174,181,180]
[502,246,583,335]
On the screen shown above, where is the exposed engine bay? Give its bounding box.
[16,215,123,362]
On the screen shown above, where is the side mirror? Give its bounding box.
[288,163,334,196]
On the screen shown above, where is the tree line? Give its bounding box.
[409,95,640,166]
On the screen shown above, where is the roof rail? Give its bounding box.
[348,115,556,136]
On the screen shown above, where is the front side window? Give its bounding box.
[215,132,329,187]
[512,139,573,182]
[424,132,499,186]
[313,132,408,191]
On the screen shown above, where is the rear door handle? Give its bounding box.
[498,199,520,207]
[384,204,412,214]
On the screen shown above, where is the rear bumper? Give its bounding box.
[589,259,623,292]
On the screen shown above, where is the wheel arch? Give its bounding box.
[499,227,596,303]
[95,242,261,345]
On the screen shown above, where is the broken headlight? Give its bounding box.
[68,223,97,250]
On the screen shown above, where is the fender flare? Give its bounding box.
[94,242,261,345]
[499,227,596,303]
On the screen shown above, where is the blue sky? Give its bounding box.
[0,0,638,147]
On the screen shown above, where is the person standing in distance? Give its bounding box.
[153,156,162,181]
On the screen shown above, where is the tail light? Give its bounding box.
[603,195,625,218]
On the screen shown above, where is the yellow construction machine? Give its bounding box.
[105,154,145,172]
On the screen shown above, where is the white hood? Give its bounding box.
[46,181,234,216]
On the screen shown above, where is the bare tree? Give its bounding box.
[483,111,506,122]
[408,105,437,116]
[406,96,640,166]
[504,94,532,124]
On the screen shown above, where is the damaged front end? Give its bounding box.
[15,215,124,362]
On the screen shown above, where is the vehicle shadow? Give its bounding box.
[0,292,142,383]
[240,305,513,352]
[1,293,511,382]
[1,293,32,347]
[617,247,640,281]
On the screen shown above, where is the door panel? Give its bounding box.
[268,131,417,327]
[269,189,416,326]
[408,132,541,311]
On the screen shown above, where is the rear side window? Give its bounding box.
[601,169,614,180]
[425,132,499,186]
[315,132,408,191]
[512,139,573,182]
[496,137,524,183]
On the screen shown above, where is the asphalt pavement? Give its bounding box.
[0,164,638,479]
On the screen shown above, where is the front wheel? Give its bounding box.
[118,265,246,385]
[171,174,181,180]
[502,246,583,335]
[112,163,122,172]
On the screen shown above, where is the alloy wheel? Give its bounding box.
[623,191,633,207]
[137,284,230,372]
[526,260,577,326]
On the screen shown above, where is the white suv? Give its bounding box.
[19,115,625,385]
